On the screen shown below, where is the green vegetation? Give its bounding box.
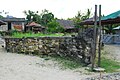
[95,51,120,73]
[24,9,54,26]
[23,9,92,33]
[67,9,92,28]
[101,57,120,72]
[47,20,64,33]
[12,32,64,38]
[41,55,83,70]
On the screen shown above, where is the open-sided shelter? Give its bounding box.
[25,22,45,33]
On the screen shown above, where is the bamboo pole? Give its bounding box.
[98,5,102,67]
[91,5,97,71]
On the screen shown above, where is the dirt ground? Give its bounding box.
[0,46,99,80]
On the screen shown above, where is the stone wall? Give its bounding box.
[5,36,92,64]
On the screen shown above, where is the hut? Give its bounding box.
[25,22,45,33]
[0,20,6,31]
[56,19,78,33]
[0,18,25,31]
[0,20,6,25]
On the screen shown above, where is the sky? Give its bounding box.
[0,0,120,19]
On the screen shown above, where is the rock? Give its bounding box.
[5,36,92,64]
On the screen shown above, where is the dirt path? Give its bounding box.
[0,46,97,80]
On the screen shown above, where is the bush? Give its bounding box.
[47,20,64,33]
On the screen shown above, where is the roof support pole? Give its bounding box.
[91,5,97,71]
[98,5,102,67]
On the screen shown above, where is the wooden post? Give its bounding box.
[98,5,102,67]
[92,5,97,71]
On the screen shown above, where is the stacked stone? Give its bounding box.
[85,72,120,80]
[4,36,92,64]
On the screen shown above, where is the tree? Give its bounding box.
[104,25,116,34]
[0,10,9,18]
[0,15,3,19]
[23,9,54,26]
[72,9,92,28]
[40,9,54,26]
[47,20,64,33]
[23,10,41,23]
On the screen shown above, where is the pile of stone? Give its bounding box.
[85,72,120,80]
[5,36,92,64]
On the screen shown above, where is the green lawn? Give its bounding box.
[12,32,64,38]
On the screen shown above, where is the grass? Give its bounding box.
[11,32,64,38]
[41,55,83,70]
[100,57,120,73]
[95,51,120,73]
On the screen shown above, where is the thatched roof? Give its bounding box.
[56,19,75,29]
[80,16,99,25]
[26,22,45,28]
[0,20,6,25]
[0,18,25,22]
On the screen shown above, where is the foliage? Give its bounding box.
[11,31,64,38]
[23,9,54,27]
[68,9,92,28]
[23,9,92,33]
[75,9,92,22]
[23,10,41,23]
[95,51,120,73]
[41,55,83,69]
[0,10,9,19]
[47,20,64,33]
[0,15,3,19]
[104,25,117,34]
[40,9,54,26]
[101,57,120,72]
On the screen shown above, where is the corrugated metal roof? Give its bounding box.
[102,10,120,20]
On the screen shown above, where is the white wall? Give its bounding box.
[0,23,8,31]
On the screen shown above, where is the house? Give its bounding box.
[25,22,45,33]
[0,20,6,31]
[0,17,25,31]
[56,19,78,32]
[0,20,6,25]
